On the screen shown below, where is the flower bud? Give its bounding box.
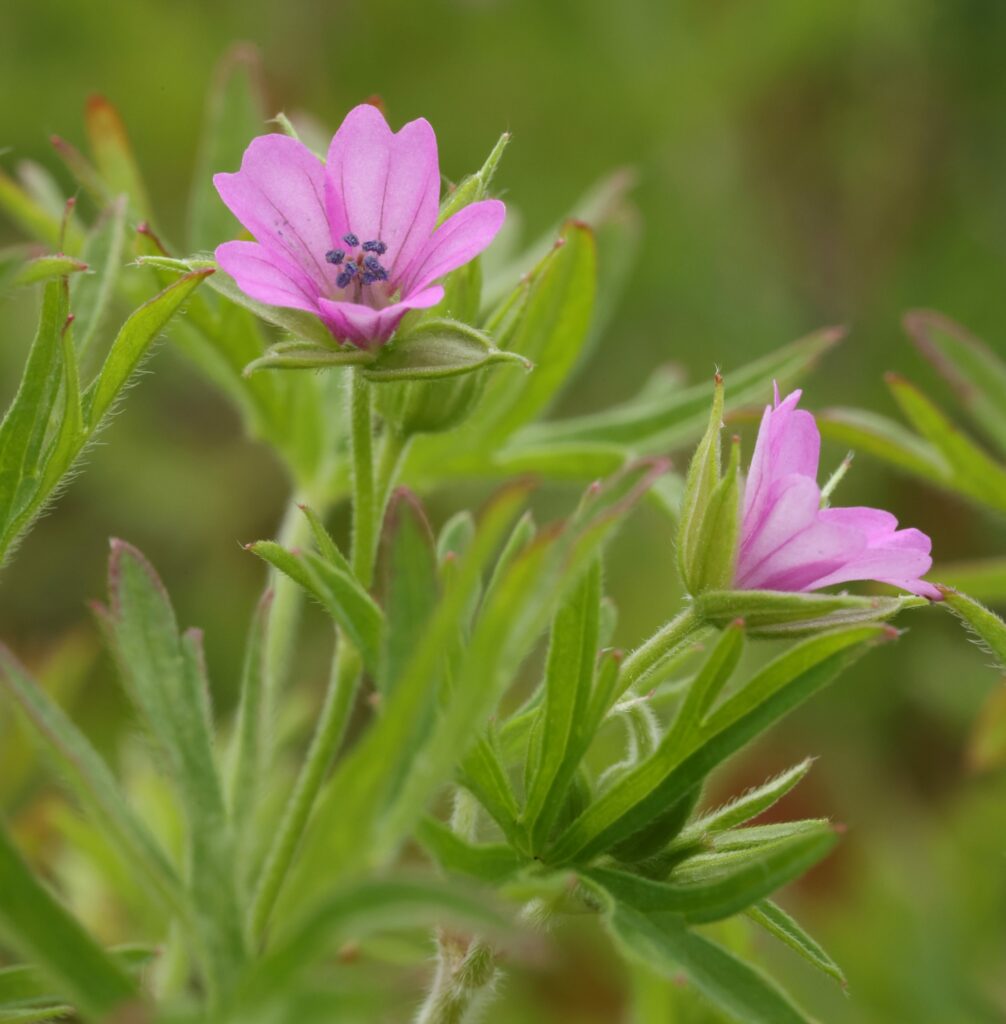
[677,376,741,595]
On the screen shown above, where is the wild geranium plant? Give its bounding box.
[1,48,1004,1024]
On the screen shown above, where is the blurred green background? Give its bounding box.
[1,1,1004,1021]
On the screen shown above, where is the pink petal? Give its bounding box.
[802,525,934,594]
[214,134,334,296]
[403,199,506,294]
[318,286,444,348]
[215,241,320,313]
[742,389,821,543]
[325,105,440,283]
[818,506,898,543]
[736,473,823,587]
[744,517,865,591]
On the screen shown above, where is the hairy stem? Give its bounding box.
[350,368,377,587]
[249,637,362,944]
[415,936,498,1024]
[249,369,393,944]
[617,607,706,700]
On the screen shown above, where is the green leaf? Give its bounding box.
[49,135,109,210]
[817,405,951,483]
[886,373,1006,513]
[598,897,814,1024]
[363,319,529,382]
[517,326,841,454]
[0,946,155,1013]
[904,309,1006,454]
[15,161,67,221]
[0,1006,73,1023]
[747,899,847,989]
[522,559,602,852]
[547,625,887,865]
[663,618,746,756]
[84,95,153,221]
[298,503,351,572]
[10,255,87,287]
[0,821,139,1020]
[0,279,66,553]
[940,589,1006,671]
[71,196,128,359]
[478,222,596,440]
[84,268,214,426]
[490,440,630,481]
[376,489,439,695]
[0,645,188,920]
[281,482,533,910]
[684,759,814,837]
[99,541,246,989]
[379,467,661,866]
[227,590,272,840]
[188,44,268,252]
[585,820,837,922]
[233,879,506,1013]
[416,816,523,884]
[459,734,524,848]
[694,589,923,636]
[248,541,385,675]
[0,169,81,251]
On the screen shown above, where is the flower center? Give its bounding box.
[326,234,390,289]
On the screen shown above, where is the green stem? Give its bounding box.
[248,640,361,944]
[415,937,498,1024]
[350,368,377,586]
[617,607,705,701]
[248,371,406,945]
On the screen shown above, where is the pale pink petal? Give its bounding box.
[318,286,444,348]
[742,390,821,542]
[735,474,822,587]
[214,135,334,295]
[325,105,440,281]
[403,199,506,294]
[803,526,934,593]
[818,506,898,543]
[744,516,865,591]
[215,241,319,313]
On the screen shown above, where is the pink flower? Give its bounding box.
[213,104,506,348]
[735,386,939,599]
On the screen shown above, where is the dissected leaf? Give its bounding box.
[940,588,1006,671]
[0,821,138,1020]
[747,899,847,989]
[904,310,1006,454]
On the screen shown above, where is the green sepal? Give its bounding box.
[688,434,741,594]
[370,319,531,435]
[694,589,925,636]
[10,254,88,287]
[438,131,510,225]
[242,339,376,375]
[677,375,724,593]
[365,318,530,382]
